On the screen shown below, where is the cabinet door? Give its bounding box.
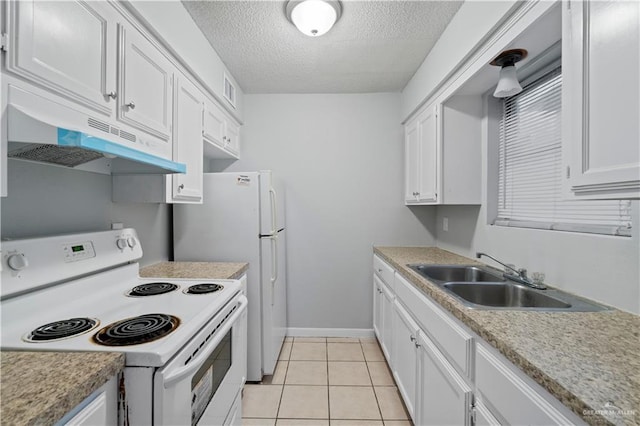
[416,333,472,426]
[380,280,394,361]
[225,120,240,155]
[391,300,419,421]
[476,344,579,425]
[203,99,226,147]
[405,118,420,203]
[7,0,117,117]
[563,0,640,199]
[373,276,383,341]
[171,75,203,203]
[474,400,501,426]
[417,105,439,203]
[119,24,173,142]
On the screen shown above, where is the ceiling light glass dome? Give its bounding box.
[286,0,342,37]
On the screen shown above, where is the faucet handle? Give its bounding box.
[531,272,545,285]
[504,263,517,275]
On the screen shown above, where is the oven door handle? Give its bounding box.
[161,295,248,387]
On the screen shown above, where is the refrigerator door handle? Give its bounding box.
[269,187,277,234]
[270,234,278,306]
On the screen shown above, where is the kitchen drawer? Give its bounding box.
[373,254,395,287]
[476,343,583,425]
[395,273,473,378]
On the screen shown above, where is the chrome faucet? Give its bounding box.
[475,252,546,290]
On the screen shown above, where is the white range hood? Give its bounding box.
[6,85,186,175]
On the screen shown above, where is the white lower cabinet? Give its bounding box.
[58,376,118,426]
[373,275,394,361]
[391,300,419,422]
[416,333,472,426]
[380,280,394,361]
[475,343,583,425]
[373,276,383,339]
[373,256,395,361]
[373,253,586,426]
[473,399,501,426]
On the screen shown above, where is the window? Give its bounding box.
[494,67,632,236]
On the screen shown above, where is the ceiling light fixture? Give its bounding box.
[285,0,342,37]
[490,49,528,98]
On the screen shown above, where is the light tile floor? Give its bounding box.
[242,337,412,426]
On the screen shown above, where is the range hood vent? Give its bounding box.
[9,143,104,167]
[6,85,186,175]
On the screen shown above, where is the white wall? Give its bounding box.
[214,93,437,329]
[1,161,171,266]
[436,204,640,314]
[401,0,519,121]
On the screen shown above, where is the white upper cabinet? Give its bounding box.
[171,74,203,203]
[203,98,240,159]
[404,118,420,202]
[203,98,226,146]
[562,0,640,199]
[6,0,118,117]
[119,24,174,143]
[404,96,482,205]
[405,104,439,204]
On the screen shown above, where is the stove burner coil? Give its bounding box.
[24,318,99,342]
[93,314,180,346]
[185,283,224,294]
[127,282,179,297]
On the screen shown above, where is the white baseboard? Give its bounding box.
[287,328,375,338]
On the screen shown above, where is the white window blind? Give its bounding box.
[495,68,632,237]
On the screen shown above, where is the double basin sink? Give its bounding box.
[408,264,609,311]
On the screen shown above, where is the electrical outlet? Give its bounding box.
[443,217,449,232]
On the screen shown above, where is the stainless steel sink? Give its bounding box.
[407,263,610,312]
[410,264,505,283]
[443,282,571,309]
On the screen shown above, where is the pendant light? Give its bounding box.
[490,49,528,98]
[286,0,342,37]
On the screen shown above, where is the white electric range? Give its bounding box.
[1,228,247,425]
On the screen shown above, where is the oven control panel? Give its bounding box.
[62,241,96,263]
[1,228,142,299]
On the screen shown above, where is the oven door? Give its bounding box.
[153,294,248,425]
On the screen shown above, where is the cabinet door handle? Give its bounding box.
[126,101,136,110]
[414,342,421,349]
[178,184,184,192]
[410,335,416,342]
[106,91,117,100]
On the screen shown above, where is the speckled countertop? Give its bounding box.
[0,351,124,426]
[140,261,249,280]
[374,247,640,426]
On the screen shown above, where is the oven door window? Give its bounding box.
[191,329,232,425]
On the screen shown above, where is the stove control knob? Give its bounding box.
[7,253,28,271]
[116,238,128,250]
[127,237,137,248]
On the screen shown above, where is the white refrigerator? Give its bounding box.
[173,171,287,381]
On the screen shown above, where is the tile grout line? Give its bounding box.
[365,339,387,423]
[326,338,330,424]
[274,339,292,421]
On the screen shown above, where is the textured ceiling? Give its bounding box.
[181,0,463,93]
